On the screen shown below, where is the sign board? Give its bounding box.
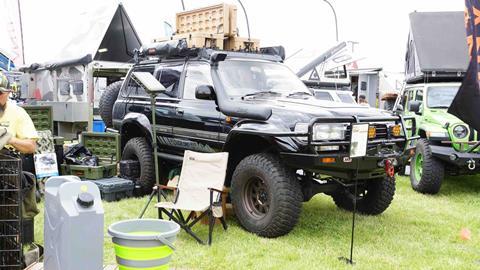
[34,153,59,178]
[349,124,369,158]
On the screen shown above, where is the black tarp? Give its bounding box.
[405,12,469,83]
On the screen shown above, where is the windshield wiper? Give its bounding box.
[241,90,282,100]
[287,91,313,98]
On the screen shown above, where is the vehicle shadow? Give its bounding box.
[440,174,480,195]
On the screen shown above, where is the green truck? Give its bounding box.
[396,12,473,194]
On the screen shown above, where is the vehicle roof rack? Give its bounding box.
[136,39,285,64]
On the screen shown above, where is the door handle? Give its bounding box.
[176,109,184,115]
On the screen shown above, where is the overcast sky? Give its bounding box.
[0,0,464,75]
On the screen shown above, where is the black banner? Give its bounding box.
[448,0,480,132]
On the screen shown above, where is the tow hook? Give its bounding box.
[467,159,476,171]
[385,159,395,178]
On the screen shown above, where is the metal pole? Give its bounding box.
[237,0,251,40]
[323,0,338,42]
[17,0,25,64]
[150,94,162,219]
[181,0,185,11]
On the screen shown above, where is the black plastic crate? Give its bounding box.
[0,154,22,270]
[93,177,134,202]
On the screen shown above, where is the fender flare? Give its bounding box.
[223,120,299,152]
[120,113,153,147]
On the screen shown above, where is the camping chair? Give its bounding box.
[155,150,229,245]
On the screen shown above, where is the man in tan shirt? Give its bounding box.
[0,71,38,153]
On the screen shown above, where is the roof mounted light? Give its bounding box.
[210,52,227,63]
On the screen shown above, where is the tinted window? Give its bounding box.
[415,89,423,101]
[183,63,213,100]
[126,75,147,97]
[315,91,334,101]
[122,67,154,98]
[155,64,183,98]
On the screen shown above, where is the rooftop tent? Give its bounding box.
[405,11,469,83]
[54,2,142,65]
[94,3,142,62]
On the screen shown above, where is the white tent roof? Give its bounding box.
[38,2,142,67]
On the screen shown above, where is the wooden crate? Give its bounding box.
[224,36,260,51]
[176,3,237,37]
[172,33,224,49]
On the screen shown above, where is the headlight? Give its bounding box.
[295,123,348,140]
[453,125,468,139]
[313,124,348,140]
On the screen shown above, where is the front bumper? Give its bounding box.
[431,145,480,171]
[280,152,397,180]
[281,115,418,180]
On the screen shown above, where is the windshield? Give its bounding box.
[426,85,459,108]
[337,92,356,104]
[217,59,309,98]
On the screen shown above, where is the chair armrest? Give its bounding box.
[158,184,177,191]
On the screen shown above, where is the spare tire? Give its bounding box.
[99,80,123,128]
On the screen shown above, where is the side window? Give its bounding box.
[183,63,213,100]
[156,64,183,98]
[126,75,147,97]
[401,92,408,108]
[415,89,423,102]
[122,67,154,97]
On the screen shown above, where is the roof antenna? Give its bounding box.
[181,0,185,11]
[237,0,251,40]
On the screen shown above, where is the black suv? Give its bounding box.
[101,41,417,237]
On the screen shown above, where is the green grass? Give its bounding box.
[34,175,480,269]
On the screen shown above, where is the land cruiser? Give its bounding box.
[100,40,417,237]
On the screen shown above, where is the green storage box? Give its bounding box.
[61,132,120,179]
[61,163,117,179]
[22,105,53,132]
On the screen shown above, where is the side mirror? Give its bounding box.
[409,100,422,114]
[195,85,215,100]
[131,72,166,94]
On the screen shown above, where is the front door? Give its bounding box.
[170,61,224,155]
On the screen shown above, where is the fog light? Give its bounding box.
[368,126,376,139]
[449,153,458,161]
[315,145,340,151]
[391,125,402,137]
[321,157,336,163]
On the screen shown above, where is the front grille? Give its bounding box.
[345,124,389,141]
[374,124,388,139]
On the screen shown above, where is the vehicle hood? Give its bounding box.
[242,97,392,129]
[427,109,463,126]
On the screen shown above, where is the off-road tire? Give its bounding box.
[410,139,444,194]
[231,153,303,238]
[331,176,395,215]
[99,80,123,128]
[122,137,155,195]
